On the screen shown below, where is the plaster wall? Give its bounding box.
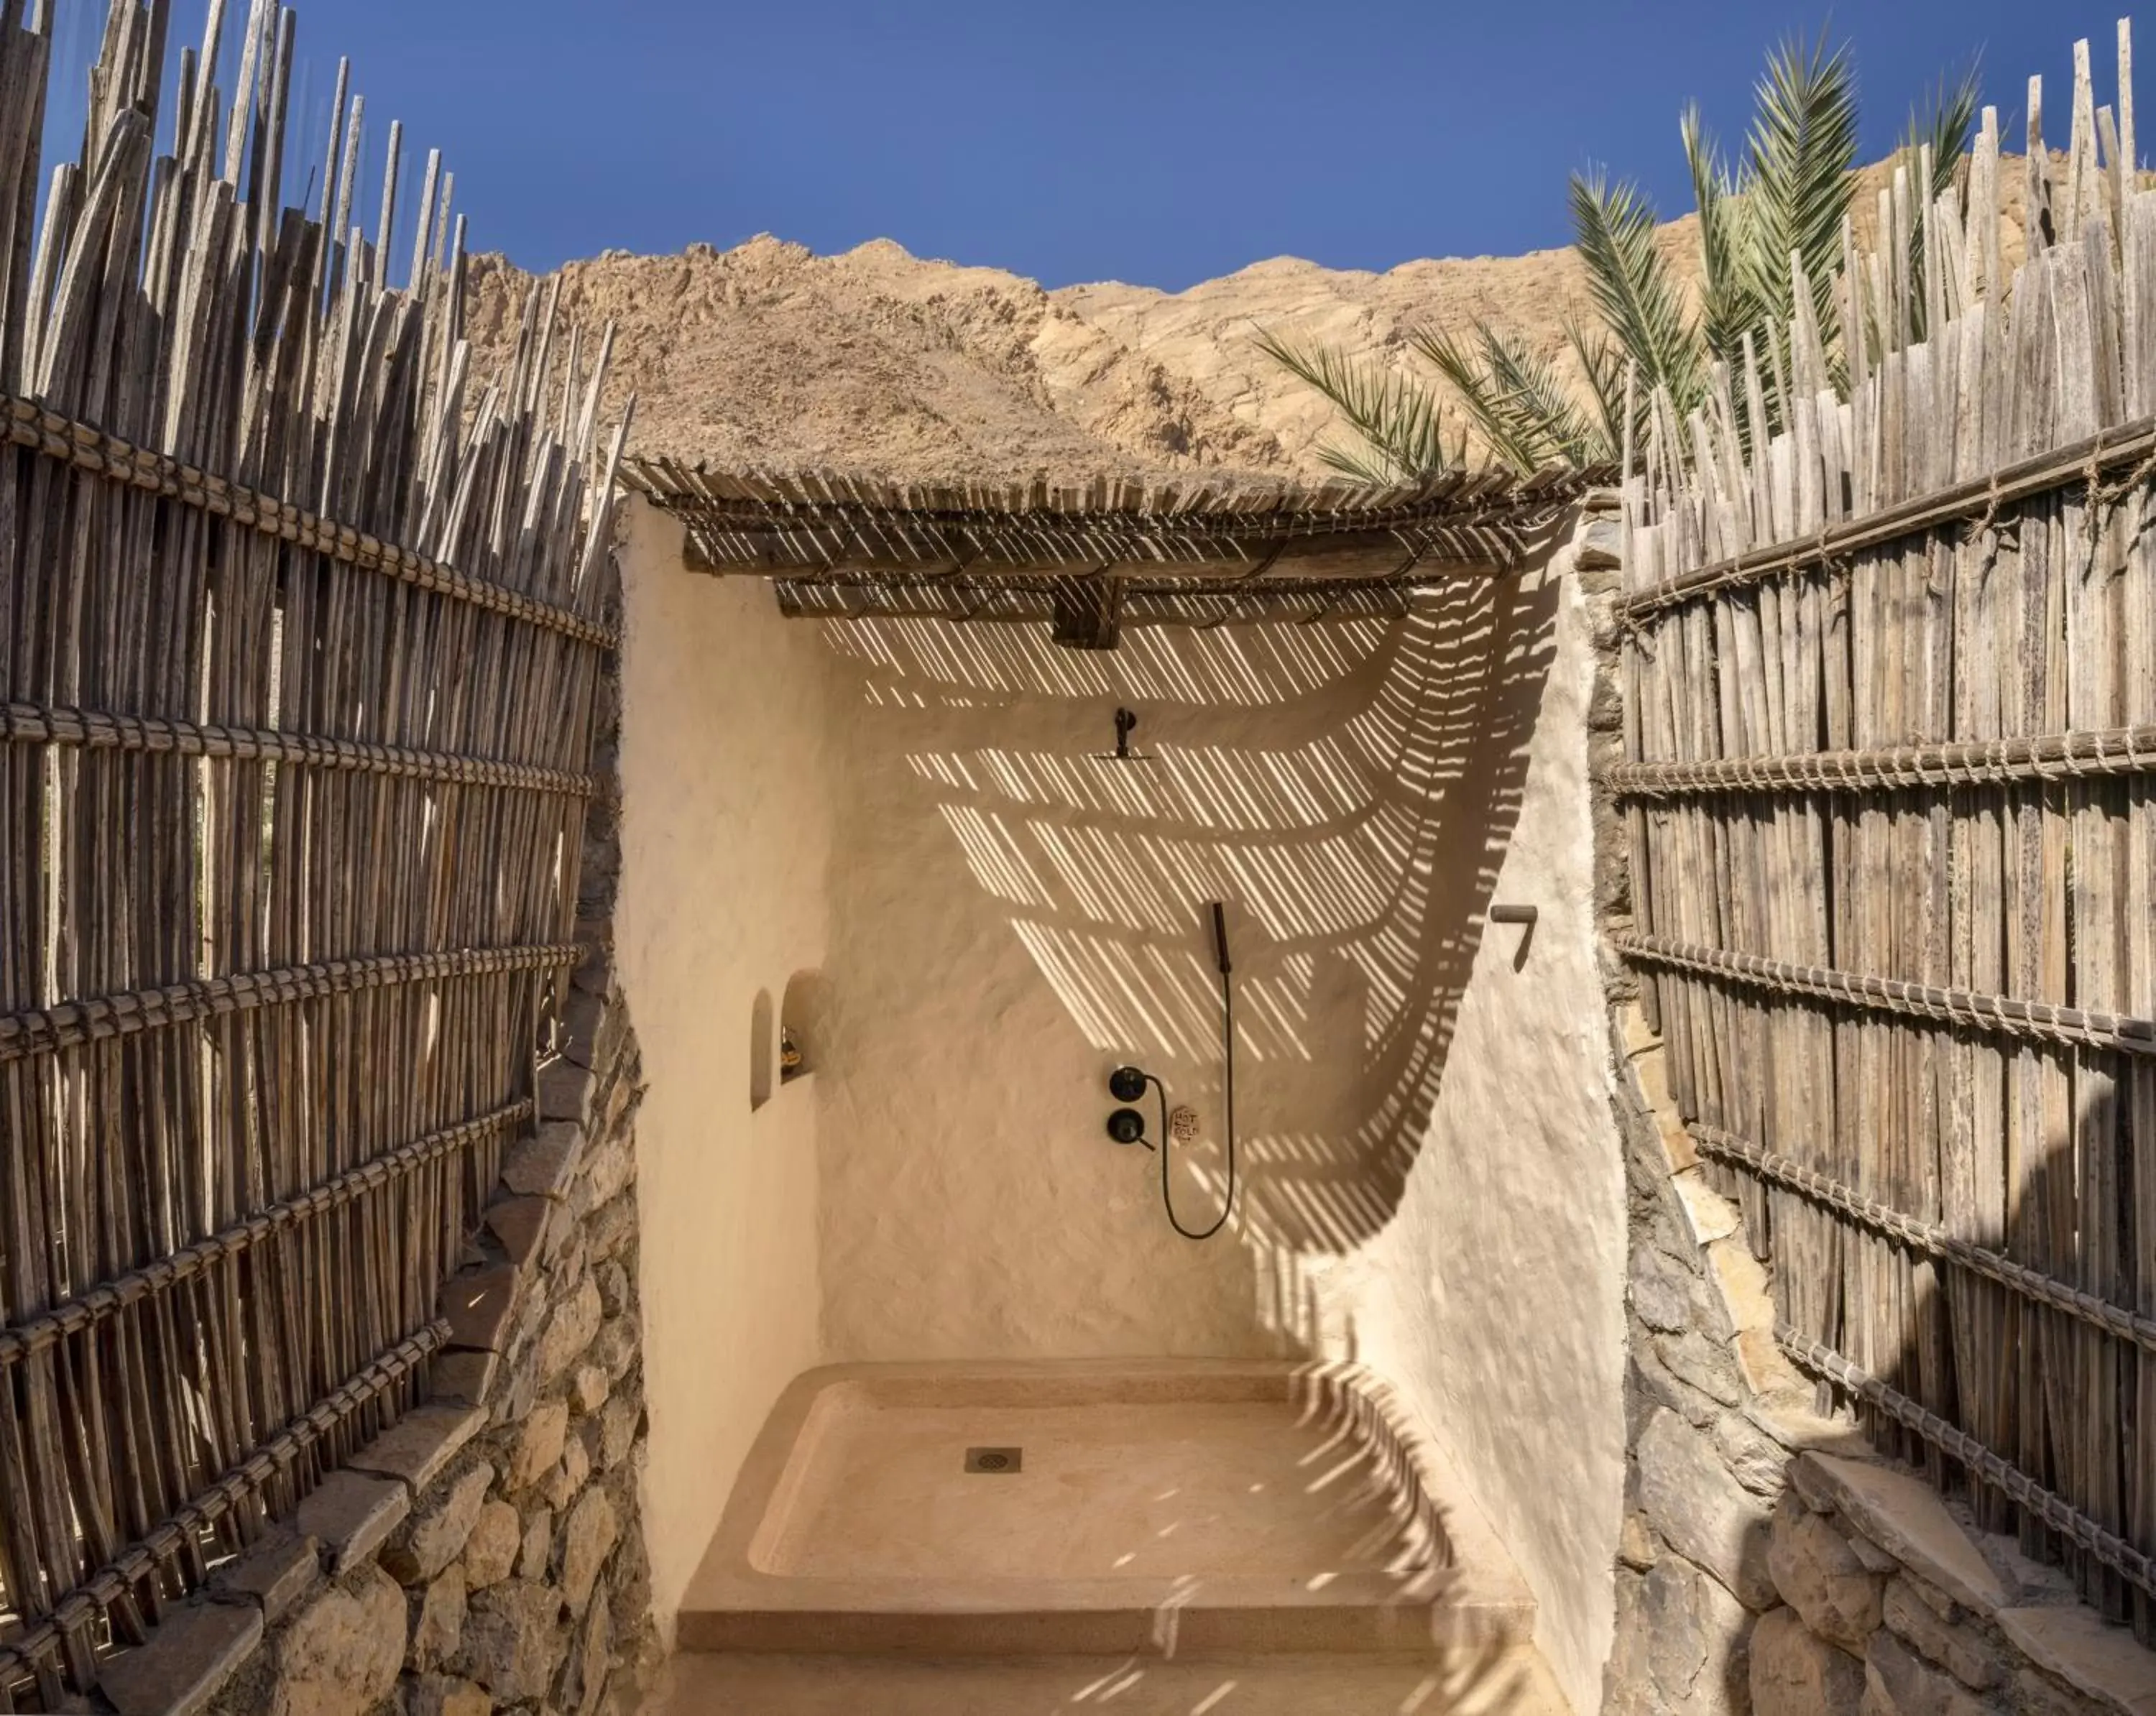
[809,547,1626,1710]
[1299,568,1629,1712]
[616,498,834,1640]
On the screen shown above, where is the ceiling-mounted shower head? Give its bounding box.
[1089,705,1154,762]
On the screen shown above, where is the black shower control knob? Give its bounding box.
[1106,1108,1148,1145]
[1107,1066,1148,1102]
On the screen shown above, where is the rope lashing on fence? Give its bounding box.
[1605,721,2156,798]
[0,1321,448,1705]
[1690,1124,2156,1357]
[0,1102,532,1366]
[0,943,582,1064]
[0,395,618,650]
[1777,1326,2156,1599]
[1613,931,2156,1057]
[1616,415,2156,620]
[1,702,600,795]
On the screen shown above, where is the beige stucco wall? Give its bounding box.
[808,550,1625,1709]
[1287,566,1628,1713]
[617,499,834,1641]
[617,502,1625,1707]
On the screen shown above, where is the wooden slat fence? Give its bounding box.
[1611,24,2156,1639]
[0,0,627,1705]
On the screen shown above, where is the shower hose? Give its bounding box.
[1153,902,1237,1242]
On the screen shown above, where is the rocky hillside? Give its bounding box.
[463,157,2030,484]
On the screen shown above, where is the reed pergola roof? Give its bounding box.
[621,457,1608,647]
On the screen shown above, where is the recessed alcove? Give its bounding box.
[780,971,827,1083]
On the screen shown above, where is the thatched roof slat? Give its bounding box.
[627,455,1606,632]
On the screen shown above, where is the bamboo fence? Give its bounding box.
[0,0,627,1705]
[1610,24,2156,1638]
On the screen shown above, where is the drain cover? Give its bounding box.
[964,1446,1022,1474]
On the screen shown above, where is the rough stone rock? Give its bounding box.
[1639,1555,1752,1715]
[501,1121,582,1199]
[583,1128,635,1208]
[538,1057,595,1126]
[1769,1492,1885,1651]
[384,1463,495,1584]
[596,1396,639,1471]
[209,1528,319,1624]
[1864,1628,1989,1716]
[439,1264,520,1353]
[402,1674,492,1716]
[540,1278,605,1383]
[272,1564,407,1716]
[1672,1172,1744,1245]
[1792,1456,2012,1617]
[563,1575,613,1716]
[509,1401,570,1491]
[1636,1408,1779,1609]
[449,1579,568,1703]
[518,1508,554,1581]
[99,1599,263,1716]
[1714,1411,1792,1498]
[1618,1511,1659,1571]
[561,1487,620,1613]
[494,1350,541,1429]
[1634,1342,1719,1429]
[1897,1572,1960,1622]
[464,1501,522,1590]
[350,1405,486,1493]
[585,1194,633,1265]
[1631,1245,1697,1333]
[571,1363,610,1417]
[543,1434,593,1513]
[430,1349,500,1408]
[1654,1329,1746,1408]
[1994,1605,2156,1715]
[486,1195,551,1265]
[294,1471,410,1574]
[1603,1572,1659,1716]
[1848,1531,1902,1574]
[2015,1667,2114,1716]
[410,1566,469,1674]
[587,1316,637,1384]
[1882,1579,1998,1691]
[594,1260,632,1321]
[1751,1605,1866,1716]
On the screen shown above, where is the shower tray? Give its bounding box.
[677,1359,1536,1656]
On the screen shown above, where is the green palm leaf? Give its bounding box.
[1250,328,1462,482]
[1567,170,1705,417]
[1905,60,1981,207]
[1411,322,1611,471]
[1736,32,1860,356]
[1684,103,1759,371]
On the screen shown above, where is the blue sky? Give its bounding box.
[36,0,2136,291]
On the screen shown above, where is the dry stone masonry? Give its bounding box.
[1583,503,2156,1716]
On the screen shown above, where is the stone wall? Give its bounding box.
[88,599,661,1716]
[1587,514,2156,1716]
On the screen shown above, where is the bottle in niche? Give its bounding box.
[780,1026,804,1079]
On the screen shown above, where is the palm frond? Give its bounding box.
[1404,321,1613,473]
[1904,59,1981,207]
[1252,328,1460,483]
[1737,31,1859,357]
[1567,170,1705,416]
[1683,103,1760,371]
[1564,316,1635,464]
